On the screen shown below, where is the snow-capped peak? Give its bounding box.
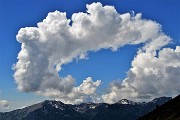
[117,99,135,105]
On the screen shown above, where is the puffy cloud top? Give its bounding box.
[14,2,178,104]
[103,46,180,103]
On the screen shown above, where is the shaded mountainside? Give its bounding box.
[0,97,172,120]
[139,95,180,120]
[90,97,171,120]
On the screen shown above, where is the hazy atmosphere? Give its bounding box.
[0,0,179,112]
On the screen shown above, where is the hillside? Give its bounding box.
[139,95,180,120]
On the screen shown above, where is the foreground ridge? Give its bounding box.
[139,95,180,120]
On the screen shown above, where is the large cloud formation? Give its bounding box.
[14,2,179,104]
[102,46,180,103]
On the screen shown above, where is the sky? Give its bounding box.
[0,0,180,112]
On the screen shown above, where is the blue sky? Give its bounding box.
[0,0,179,111]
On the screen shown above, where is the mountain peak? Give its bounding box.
[117,99,135,105]
[151,97,172,104]
[42,100,64,105]
[152,96,172,101]
[40,100,66,110]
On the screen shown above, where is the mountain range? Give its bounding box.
[0,97,172,120]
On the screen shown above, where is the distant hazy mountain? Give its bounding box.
[0,97,172,120]
[139,95,180,120]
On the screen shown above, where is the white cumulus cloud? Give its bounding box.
[102,46,180,103]
[37,77,101,103]
[14,2,175,103]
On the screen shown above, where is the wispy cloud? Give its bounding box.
[0,100,9,110]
